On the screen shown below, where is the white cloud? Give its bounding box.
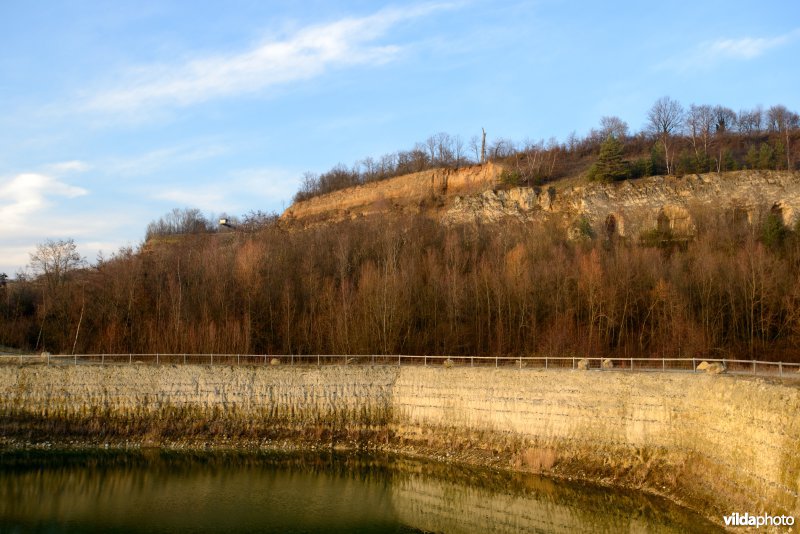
[0,173,88,222]
[83,3,456,115]
[44,160,92,174]
[0,173,92,274]
[706,33,795,60]
[658,28,800,71]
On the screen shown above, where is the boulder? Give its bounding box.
[696,360,726,374]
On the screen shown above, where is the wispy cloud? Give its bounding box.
[150,167,299,212]
[0,173,90,273]
[658,28,800,71]
[44,160,92,174]
[103,143,228,176]
[0,173,88,223]
[82,3,456,115]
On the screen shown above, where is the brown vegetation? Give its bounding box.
[3,204,800,362]
[294,100,800,201]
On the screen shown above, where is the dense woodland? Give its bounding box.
[2,206,800,361]
[295,97,799,200]
[3,96,800,360]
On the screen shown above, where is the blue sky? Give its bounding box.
[2,0,799,275]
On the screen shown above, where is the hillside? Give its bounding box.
[284,164,800,240]
[282,162,504,224]
[5,165,800,361]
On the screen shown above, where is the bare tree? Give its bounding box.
[453,134,466,167]
[686,104,715,159]
[713,105,737,134]
[434,131,454,167]
[738,106,763,134]
[469,135,481,162]
[28,238,85,292]
[767,105,800,169]
[647,96,684,174]
[599,116,629,140]
[425,135,437,166]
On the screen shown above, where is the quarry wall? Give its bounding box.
[446,170,800,239]
[281,163,504,223]
[1,365,798,522]
[282,164,800,242]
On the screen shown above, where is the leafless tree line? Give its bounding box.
[295,100,800,201]
[3,208,800,361]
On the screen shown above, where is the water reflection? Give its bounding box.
[0,450,721,533]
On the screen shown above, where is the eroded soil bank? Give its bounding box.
[1,364,798,529]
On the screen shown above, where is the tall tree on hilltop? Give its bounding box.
[647,96,684,175]
[767,105,800,170]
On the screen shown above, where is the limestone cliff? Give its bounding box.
[283,166,800,240]
[446,170,800,240]
[281,162,504,224]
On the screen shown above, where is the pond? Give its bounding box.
[0,449,722,533]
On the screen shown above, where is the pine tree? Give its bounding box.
[588,135,628,182]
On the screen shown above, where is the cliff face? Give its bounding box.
[446,170,800,239]
[283,167,800,239]
[3,364,800,522]
[281,162,505,224]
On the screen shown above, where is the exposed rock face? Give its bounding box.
[3,365,800,520]
[282,163,504,224]
[282,167,800,240]
[445,170,800,239]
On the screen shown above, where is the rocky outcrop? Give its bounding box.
[282,166,800,241]
[3,364,799,522]
[282,163,505,224]
[445,170,800,239]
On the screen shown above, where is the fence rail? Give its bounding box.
[1,353,799,378]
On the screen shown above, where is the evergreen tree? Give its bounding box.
[588,135,628,182]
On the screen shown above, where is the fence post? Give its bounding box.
[495,356,498,368]
[237,354,240,366]
[630,357,633,371]
[129,353,132,364]
[102,353,104,365]
[752,360,756,375]
[398,354,401,366]
[47,353,50,366]
[211,353,213,366]
[471,356,474,367]
[424,356,427,367]
[156,353,159,365]
[74,353,77,366]
[662,358,665,371]
[692,357,696,372]
[572,357,575,370]
[545,357,548,370]
[183,353,186,365]
[780,362,783,377]
[317,354,320,367]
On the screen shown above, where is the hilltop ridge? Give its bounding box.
[284,164,800,240]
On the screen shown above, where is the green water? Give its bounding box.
[0,450,722,533]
